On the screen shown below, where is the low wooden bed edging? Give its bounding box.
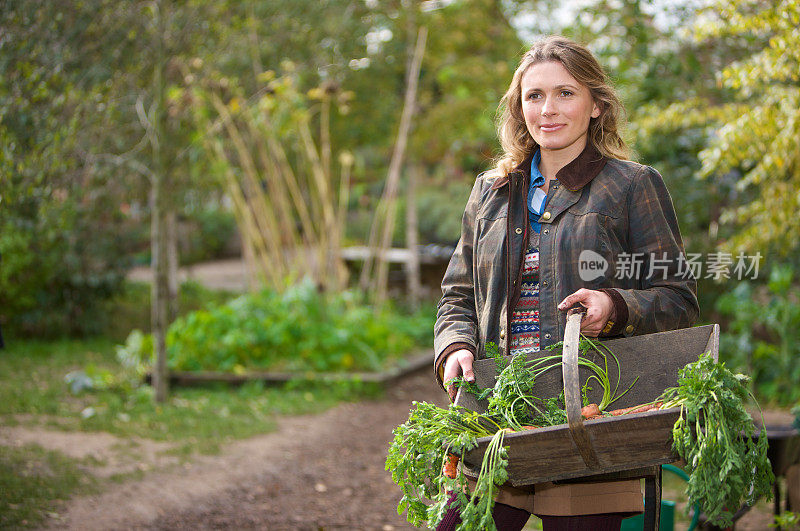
[146,350,433,387]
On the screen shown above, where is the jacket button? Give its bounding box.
[515,227,522,234]
[625,325,634,334]
[543,228,549,235]
[500,329,506,339]
[542,211,552,221]
[542,280,548,286]
[544,333,551,340]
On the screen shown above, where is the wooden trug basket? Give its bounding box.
[454,319,720,487]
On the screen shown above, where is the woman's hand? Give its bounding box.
[442,349,475,402]
[557,288,616,337]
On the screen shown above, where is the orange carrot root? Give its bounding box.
[581,403,601,418]
[608,406,635,416]
[443,453,459,479]
[608,401,664,416]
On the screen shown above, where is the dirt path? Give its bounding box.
[128,258,251,292]
[46,371,446,530]
[5,368,777,530]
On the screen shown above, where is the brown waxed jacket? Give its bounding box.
[434,143,699,379]
[432,143,699,516]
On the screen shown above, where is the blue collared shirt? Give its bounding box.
[527,149,548,234]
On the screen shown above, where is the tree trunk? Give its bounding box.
[167,210,179,322]
[405,163,421,310]
[151,0,169,403]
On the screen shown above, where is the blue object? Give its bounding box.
[527,149,547,234]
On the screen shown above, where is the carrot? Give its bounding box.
[608,401,663,416]
[443,452,459,479]
[607,406,634,416]
[627,401,662,414]
[581,403,601,418]
[520,425,542,430]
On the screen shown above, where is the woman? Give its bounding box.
[433,36,698,530]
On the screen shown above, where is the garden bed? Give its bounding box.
[148,350,433,387]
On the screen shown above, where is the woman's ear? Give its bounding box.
[591,100,601,119]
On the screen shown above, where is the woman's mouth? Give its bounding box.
[540,123,565,132]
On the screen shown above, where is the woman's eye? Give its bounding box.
[560,90,573,97]
[527,93,541,100]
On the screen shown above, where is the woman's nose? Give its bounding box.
[541,96,556,116]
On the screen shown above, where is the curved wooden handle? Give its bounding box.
[562,310,600,469]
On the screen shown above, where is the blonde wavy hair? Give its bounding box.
[495,36,629,176]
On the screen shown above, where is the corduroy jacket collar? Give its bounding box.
[490,142,607,192]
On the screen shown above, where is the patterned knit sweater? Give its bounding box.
[509,231,541,355]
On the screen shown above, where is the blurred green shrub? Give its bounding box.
[716,265,800,406]
[415,180,473,244]
[127,208,239,267]
[65,330,152,395]
[0,196,131,338]
[771,511,800,530]
[181,208,238,265]
[100,280,233,342]
[345,179,472,247]
[120,279,433,374]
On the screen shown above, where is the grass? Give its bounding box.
[0,337,381,450]
[0,335,383,526]
[0,278,430,525]
[0,443,97,528]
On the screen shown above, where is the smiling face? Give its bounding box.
[520,60,600,160]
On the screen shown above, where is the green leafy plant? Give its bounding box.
[771,511,800,530]
[387,339,634,529]
[660,353,774,527]
[386,400,501,528]
[117,279,433,374]
[716,264,800,405]
[389,343,774,529]
[64,330,154,395]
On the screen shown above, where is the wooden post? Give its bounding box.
[643,467,662,531]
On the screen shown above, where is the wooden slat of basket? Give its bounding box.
[455,324,719,416]
[562,309,600,470]
[456,324,720,485]
[463,408,681,486]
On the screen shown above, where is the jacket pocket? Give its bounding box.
[560,211,619,289]
[477,190,508,220]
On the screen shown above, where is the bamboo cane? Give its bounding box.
[208,137,278,288]
[335,152,354,289]
[211,94,289,282]
[371,26,427,306]
[299,119,342,290]
[246,110,301,252]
